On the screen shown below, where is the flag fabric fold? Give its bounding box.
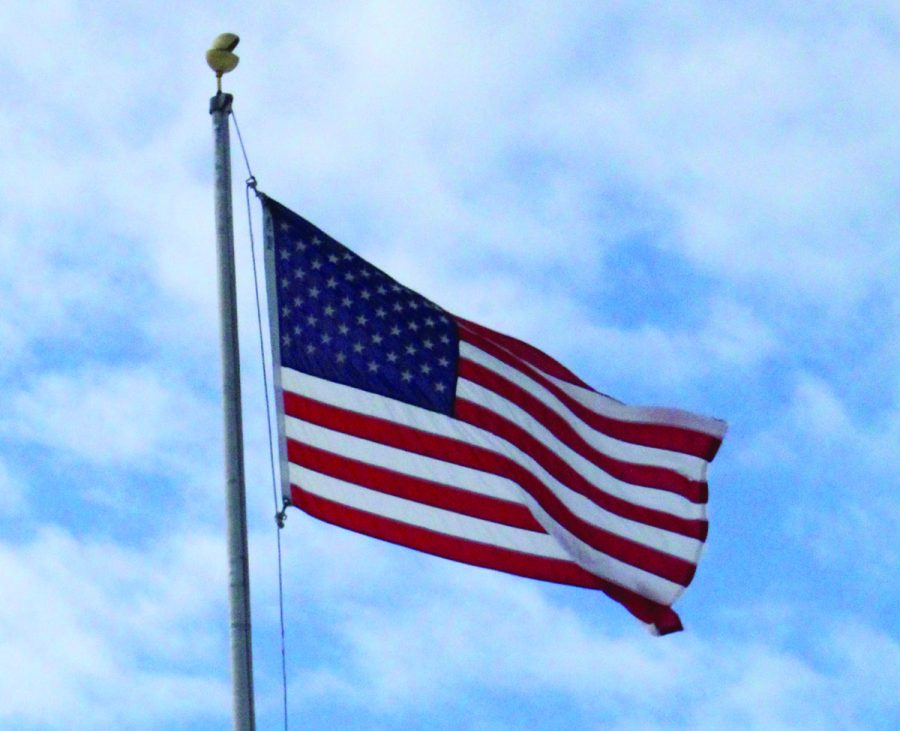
[262,195,726,635]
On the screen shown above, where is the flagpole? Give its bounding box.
[207,35,256,731]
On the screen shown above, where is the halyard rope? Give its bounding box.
[231,108,290,731]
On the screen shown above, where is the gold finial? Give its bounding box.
[206,33,240,92]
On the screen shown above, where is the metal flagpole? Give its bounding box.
[207,34,256,731]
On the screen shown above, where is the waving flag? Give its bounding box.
[262,196,726,635]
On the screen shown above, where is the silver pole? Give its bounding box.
[210,90,256,731]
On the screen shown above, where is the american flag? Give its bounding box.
[263,196,726,635]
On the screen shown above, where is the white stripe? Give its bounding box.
[282,367,701,563]
[291,459,684,605]
[461,341,708,479]
[523,495,684,605]
[548,373,727,438]
[457,375,706,522]
[458,320,723,436]
[284,415,526,504]
[289,463,567,560]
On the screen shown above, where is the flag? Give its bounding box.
[262,196,726,635]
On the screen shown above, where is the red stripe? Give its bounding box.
[455,397,708,541]
[290,485,684,635]
[456,317,590,388]
[287,440,545,532]
[460,358,707,503]
[285,392,698,585]
[459,324,722,461]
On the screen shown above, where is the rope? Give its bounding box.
[231,110,290,731]
[231,108,257,188]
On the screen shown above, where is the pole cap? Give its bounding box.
[206,33,240,76]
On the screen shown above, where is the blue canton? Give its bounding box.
[268,199,459,415]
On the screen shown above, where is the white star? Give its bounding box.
[393,302,403,312]
[338,324,350,335]
[375,307,387,319]
[306,314,318,326]
[344,272,355,282]
[367,361,380,373]
[361,289,372,300]
[420,363,432,375]
[356,314,369,326]
[326,276,338,289]
[408,300,419,310]
[341,296,353,307]
[434,382,446,392]
[311,235,322,246]
[282,334,291,346]
[372,333,383,345]
[294,239,306,251]
[328,254,340,264]
[423,339,433,349]
[343,252,353,261]
[305,344,316,354]
[280,249,290,260]
[321,333,332,344]
[324,305,336,317]
[390,325,401,336]
[311,258,322,270]
[281,306,292,317]
[401,370,413,382]
[438,357,449,367]
[294,267,305,279]
[387,352,398,363]
[440,334,450,344]
[280,222,291,232]
[281,278,290,289]
[293,296,303,307]
[408,321,419,331]
[308,286,321,298]
[425,317,435,327]
[377,285,388,295]
[405,344,417,356]
[353,342,365,353]
[336,352,346,364]
[360,269,371,278]
[293,325,302,335]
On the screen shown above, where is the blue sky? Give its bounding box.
[1,1,899,729]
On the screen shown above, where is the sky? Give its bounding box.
[1,1,899,729]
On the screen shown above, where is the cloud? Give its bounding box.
[0,3,898,730]
[280,544,899,729]
[0,458,27,517]
[0,526,231,729]
[1,364,216,472]
[443,280,776,399]
[738,371,900,584]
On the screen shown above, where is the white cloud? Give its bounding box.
[0,458,26,517]
[443,279,776,398]
[1,364,216,471]
[0,3,898,729]
[281,547,899,729]
[525,4,900,308]
[739,371,900,582]
[778,372,900,471]
[0,526,231,729]
[788,376,854,441]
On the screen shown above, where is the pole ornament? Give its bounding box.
[207,33,240,91]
